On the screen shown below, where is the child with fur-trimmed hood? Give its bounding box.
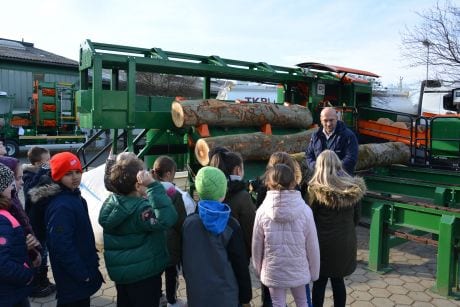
[28,152,103,306]
[307,150,366,307]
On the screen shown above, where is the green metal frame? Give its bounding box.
[363,174,460,207]
[77,39,374,169]
[373,165,460,185]
[364,194,460,297]
[77,39,350,129]
[429,116,460,168]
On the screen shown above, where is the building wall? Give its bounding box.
[0,66,78,110]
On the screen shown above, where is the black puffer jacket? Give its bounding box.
[308,177,366,278]
[225,180,256,258]
[27,170,53,242]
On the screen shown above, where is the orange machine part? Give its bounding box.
[42,104,57,112]
[43,120,57,127]
[10,117,31,126]
[196,124,210,137]
[41,88,56,97]
[358,119,428,147]
[261,123,272,135]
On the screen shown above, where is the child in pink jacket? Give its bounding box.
[252,163,320,307]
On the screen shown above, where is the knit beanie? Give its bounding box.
[0,163,14,193]
[195,166,227,201]
[50,152,82,181]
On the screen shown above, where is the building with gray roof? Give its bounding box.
[0,38,78,109]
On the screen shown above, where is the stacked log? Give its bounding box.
[195,128,318,166]
[173,100,410,171]
[171,99,313,129]
[291,142,410,171]
[355,142,410,170]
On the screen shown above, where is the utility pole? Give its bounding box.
[422,39,431,81]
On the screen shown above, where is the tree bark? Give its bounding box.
[195,128,318,166]
[291,142,410,171]
[355,142,410,170]
[172,99,313,129]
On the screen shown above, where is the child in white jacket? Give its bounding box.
[252,163,320,307]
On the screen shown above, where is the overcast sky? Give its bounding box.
[2,0,443,86]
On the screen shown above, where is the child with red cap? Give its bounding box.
[30,152,103,307]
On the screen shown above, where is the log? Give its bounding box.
[355,142,410,170]
[172,99,313,129]
[195,128,318,166]
[291,142,410,171]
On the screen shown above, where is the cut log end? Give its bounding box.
[171,101,185,128]
[195,139,210,166]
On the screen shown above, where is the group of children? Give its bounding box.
[0,142,366,307]
[0,146,103,307]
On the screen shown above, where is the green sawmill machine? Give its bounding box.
[77,39,460,298]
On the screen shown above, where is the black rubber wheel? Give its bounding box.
[5,139,19,157]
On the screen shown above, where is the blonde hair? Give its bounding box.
[267,152,302,184]
[265,164,295,191]
[308,150,357,191]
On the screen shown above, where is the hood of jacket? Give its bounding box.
[226,179,248,196]
[263,190,304,223]
[0,156,19,173]
[308,176,366,209]
[22,163,39,174]
[198,200,231,235]
[28,181,62,204]
[99,194,141,230]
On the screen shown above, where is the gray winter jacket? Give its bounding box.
[182,200,252,307]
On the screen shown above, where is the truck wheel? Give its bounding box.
[5,140,19,157]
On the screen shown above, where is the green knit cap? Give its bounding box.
[195,166,227,201]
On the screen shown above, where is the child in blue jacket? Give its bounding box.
[30,152,103,307]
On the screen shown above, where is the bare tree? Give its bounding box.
[401,1,460,80]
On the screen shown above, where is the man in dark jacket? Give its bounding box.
[306,107,359,175]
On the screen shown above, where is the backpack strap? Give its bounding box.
[0,209,20,228]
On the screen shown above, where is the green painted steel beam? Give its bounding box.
[79,39,339,85]
[364,175,460,207]
[364,194,460,219]
[434,215,456,297]
[368,202,391,273]
[374,165,460,186]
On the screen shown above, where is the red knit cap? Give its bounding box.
[50,152,82,181]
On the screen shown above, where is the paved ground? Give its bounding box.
[29,225,460,307]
